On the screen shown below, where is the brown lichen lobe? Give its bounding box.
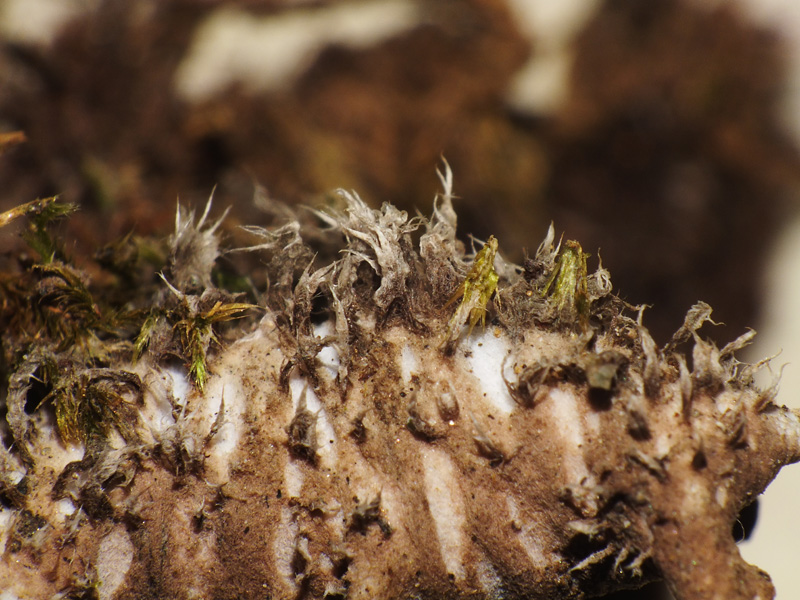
[1,170,799,600]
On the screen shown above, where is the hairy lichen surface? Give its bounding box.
[1,171,799,600]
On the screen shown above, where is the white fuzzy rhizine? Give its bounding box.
[544,387,592,487]
[0,508,14,554]
[197,375,246,486]
[139,366,184,437]
[679,476,712,519]
[421,446,468,582]
[165,365,191,412]
[344,450,404,531]
[475,560,504,596]
[715,485,729,509]
[463,331,517,416]
[96,526,134,600]
[25,413,85,481]
[313,321,341,381]
[53,499,77,525]
[400,343,420,386]
[505,496,551,568]
[283,459,305,500]
[289,375,338,470]
[273,506,300,594]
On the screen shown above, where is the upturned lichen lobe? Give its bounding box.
[0,170,798,600]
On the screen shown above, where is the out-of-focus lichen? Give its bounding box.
[1,177,799,600]
[0,130,25,155]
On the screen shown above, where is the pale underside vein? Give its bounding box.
[421,447,467,581]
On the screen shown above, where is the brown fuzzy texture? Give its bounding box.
[1,184,798,599]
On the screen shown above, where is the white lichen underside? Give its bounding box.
[464,332,517,416]
[96,526,134,600]
[421,446,468,582]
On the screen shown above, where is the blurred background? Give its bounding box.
[1,0,799,597]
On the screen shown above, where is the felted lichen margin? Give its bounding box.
[0,166,799,600]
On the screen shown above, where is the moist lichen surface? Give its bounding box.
[0,169,799,600]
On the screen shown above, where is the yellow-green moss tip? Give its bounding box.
[50,368,142,446]
[542,239,590,326]
[443,235,500,345]
[175,300,257,391]
[0,196,78,263]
